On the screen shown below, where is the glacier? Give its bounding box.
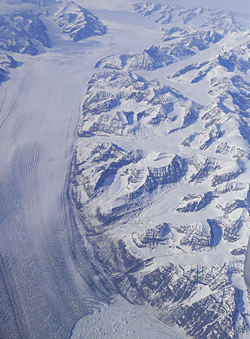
[2,0,250,338]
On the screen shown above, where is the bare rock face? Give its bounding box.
[0,52,17,82]
[0,11,51,55]
[54,1,107,42]
[0,53,17,68]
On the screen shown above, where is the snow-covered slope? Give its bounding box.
[54,1,107,42]
[71,3,250,338]
[0,10,51,55]
[97,5,239,72]
[0,52,17,82]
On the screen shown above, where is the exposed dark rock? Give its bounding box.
[54,2,107,42]
[0,11,51,55]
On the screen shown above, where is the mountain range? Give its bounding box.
[71,3,250,338]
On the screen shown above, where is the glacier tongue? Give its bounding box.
[71,2,250,338]
[70,295,188,339]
